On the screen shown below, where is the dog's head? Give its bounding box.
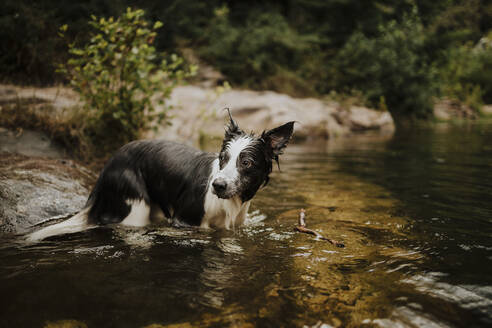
[211,109,295,202]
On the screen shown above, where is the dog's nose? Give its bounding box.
[212,178,227,193]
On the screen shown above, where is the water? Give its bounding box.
[1,123,492,327]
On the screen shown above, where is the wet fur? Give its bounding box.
[27,115,294,241]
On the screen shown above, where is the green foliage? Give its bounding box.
[200,6,318,95]
[426,0,485,50]
[440,36,492,111]
[2,0,492,125]
[0,0,128,84]
[59,8,195,154]
[330,10,436,122]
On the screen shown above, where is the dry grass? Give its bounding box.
[0,98,107,166]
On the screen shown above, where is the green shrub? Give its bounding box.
[0,0,129,85]
[329,9,437,122]
[59,8,195,155]
[440,45,482,111]
[440,35,492,111]
[201,5,317,95]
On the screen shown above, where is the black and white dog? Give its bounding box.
[27,111,294,241]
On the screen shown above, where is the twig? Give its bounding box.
[294,209,345,248]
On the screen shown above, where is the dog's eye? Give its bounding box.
[219,152,229,168]
[242,159,252,168]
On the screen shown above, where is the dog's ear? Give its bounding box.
[225,108,242,138]
[262,121,295,167]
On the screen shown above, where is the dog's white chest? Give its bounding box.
[202,159,250,229]
[201,196,250,229]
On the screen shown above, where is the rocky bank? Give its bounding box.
[0,152,95,234]
[0,118,94,235]
[159,86,394,143]
[0,83,395,145]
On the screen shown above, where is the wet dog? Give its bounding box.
[27,111,294,241]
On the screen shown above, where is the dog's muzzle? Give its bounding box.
[212,178,233,199]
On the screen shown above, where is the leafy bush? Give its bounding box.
[60,8,195,154]
[329,10,437,122]
[0,0,129,84]
[2,1,492,125]
[440,35,492,111]
[200,6,317,95]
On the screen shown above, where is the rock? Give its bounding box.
[0,128,65,158]
[0,83,394,146]
[0,153,95,234]
[434,98,478,120]
[332,106,394,132]
[158,86,394,144]
[434,101,452,121]
[481,105,492,116]
[0,83,81,113]
[195,65,225,88]
[180,48,225,88]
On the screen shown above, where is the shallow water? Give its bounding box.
[1,123,492,327]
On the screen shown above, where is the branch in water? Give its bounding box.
[294,209,345,248]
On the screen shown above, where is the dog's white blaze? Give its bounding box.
[215,136,254,185]
[26,209,92,242]
[202,158,250,229]
[121,199,150,227]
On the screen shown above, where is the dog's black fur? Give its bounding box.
[27,113,294,241]
[87,140,216,226]
[86,116,294,226]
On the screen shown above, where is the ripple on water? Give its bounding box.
[217,237,243,254]
[267,231,294,241]
[245,209,267,226]
[371,305,453,328]
[70,245,115,257]
[401,272,492,318]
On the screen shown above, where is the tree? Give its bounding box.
[330,10,436,122]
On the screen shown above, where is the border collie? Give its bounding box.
[27,111,294,241]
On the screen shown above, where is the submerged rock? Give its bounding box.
[0,153,95,234]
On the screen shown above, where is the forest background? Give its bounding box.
[1,0,492,125]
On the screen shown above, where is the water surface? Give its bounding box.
[1,123,491,327]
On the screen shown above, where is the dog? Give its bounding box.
[27,111,294,241]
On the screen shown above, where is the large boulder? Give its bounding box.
[158,86,394,143]
[0,153,95,234]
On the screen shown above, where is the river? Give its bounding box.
[1,123,491,327]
